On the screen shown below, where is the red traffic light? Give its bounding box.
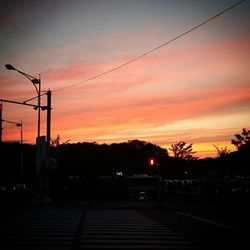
[149,158,156,166]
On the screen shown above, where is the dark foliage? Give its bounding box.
[57,140,168,177]
[232,128,250,152]
[1,132,249,192]
[169,141,197,160]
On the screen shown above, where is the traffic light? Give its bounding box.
[149,158,156,167]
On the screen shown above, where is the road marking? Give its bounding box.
[0,209,83,249]
[81,209,199,249]
[176,211,248,234]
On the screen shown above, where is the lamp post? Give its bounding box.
[0,103,2,144]
[5,64,41,175]
[16,122,23,179]
[5,64,41,139]
[5,64,52,204]
[2,119,23,179]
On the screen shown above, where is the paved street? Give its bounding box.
[81,209,198,249]
[0,208,84,250]
[0,206,198,250]
[141,201,250,250]
[1,201,250,250]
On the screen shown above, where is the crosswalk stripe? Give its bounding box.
[80,209,199,250]
[0,209,83,249]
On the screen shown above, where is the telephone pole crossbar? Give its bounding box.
[0,98,47,109]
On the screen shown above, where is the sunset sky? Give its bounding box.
[0,0,249,158]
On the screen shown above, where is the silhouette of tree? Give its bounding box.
[51,134,60,147]
[169,141,197,160]
[232,128,250,151]
[213,145,231,158]
[56,140,168,177]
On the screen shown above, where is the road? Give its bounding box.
[0,208,84,249]
[0,200,249,249]
[141,200,250,250]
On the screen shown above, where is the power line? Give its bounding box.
[54,0,247,93]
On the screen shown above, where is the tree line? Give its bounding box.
[0,128,249,189]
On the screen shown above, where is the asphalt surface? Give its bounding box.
[140,200,250,250]
[0,199,249,249]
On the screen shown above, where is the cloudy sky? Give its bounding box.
[0,0,249,158]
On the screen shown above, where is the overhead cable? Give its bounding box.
[54,0,247,93]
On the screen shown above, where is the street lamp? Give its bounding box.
[2,119,23,179]
[5,64,41,139]
[5,64,42,175]
[4,65,52,204]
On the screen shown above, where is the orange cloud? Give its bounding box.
[1,29,249,159]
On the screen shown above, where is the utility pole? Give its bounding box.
[0,97,51,202]
[3,64,53,204]
[46,90,51,163]
[42,89,52,205]
[0,103,2,144]
[0,103,2,186]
